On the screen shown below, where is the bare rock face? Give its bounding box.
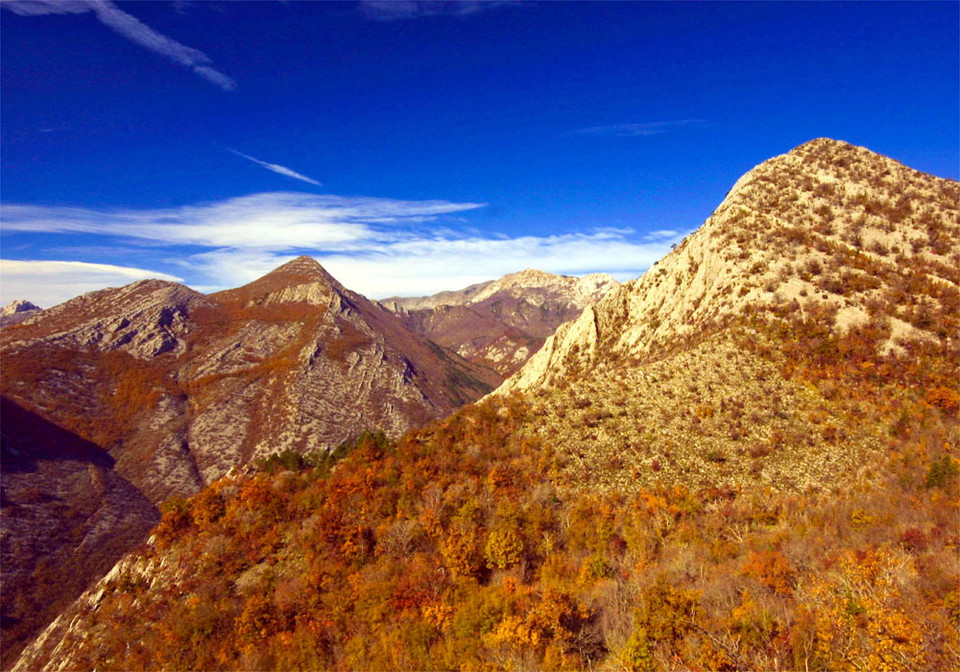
[0,255,499,665]
[382,269,619,375]
[0,300,42,328]
[2,281,207,357]
[498,138,959,394]
[178,256,501,481]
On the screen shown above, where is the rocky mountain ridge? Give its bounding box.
[499,138,958,394]
[0,256,500,666]
[383,268,618,312]
[3,280,206,357]
[381,269,619,375]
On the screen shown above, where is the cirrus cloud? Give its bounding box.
[574,119,706,137]
[227,149,323,187]
[1,193,486,250]
[1,0,236,90]
[359,0,513,21]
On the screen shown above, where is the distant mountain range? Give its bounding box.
[0,300,41,328]
[381,269,619,375]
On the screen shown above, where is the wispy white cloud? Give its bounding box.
[574,119,706,137]
[643,229,680,241]
[1,193,484,249]
[0,259,183,308]
[322,233,675,298]
[174,229,679,299]
[1,192,688,301]
[1,0,236,91]
[0,0,86,16]
[228,149,323,187]
[359,0,511,21]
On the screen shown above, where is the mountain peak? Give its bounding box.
[790,136,848,152]
[214,255,344,307]
[382,268,620,375]
[274,255,326,274]
[500,139,959,394]
[1,300,41,316]
[481,268,619,300]
[266,255,341,284]
[0,300,43,328]
[512,268,555,279]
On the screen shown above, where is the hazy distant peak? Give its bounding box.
[381,268,621,375]
[385,268,620,313]
[1,300,41,316]
[575,272,620,293]
[0,300,43,328]
[501,268,558,281]
[469,268,619,305]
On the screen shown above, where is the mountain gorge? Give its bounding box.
[7,139,960,672]
[382,269,619,376]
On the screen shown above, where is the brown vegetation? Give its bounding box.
[26,353,956,670]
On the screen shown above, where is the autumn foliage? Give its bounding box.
[45,336,959,672]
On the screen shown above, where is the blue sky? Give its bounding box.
[1,0,957,307]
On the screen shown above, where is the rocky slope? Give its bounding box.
[500,138,958,395]
[0,256,499,666]
[382,269,619,375]
[1,398,160,666]
[485,138,958,495]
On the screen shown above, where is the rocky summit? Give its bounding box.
[490,138,958,493]
[0,300,42,328]
[501,138,958,395]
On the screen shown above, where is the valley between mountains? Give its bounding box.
[3,139,958,671]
